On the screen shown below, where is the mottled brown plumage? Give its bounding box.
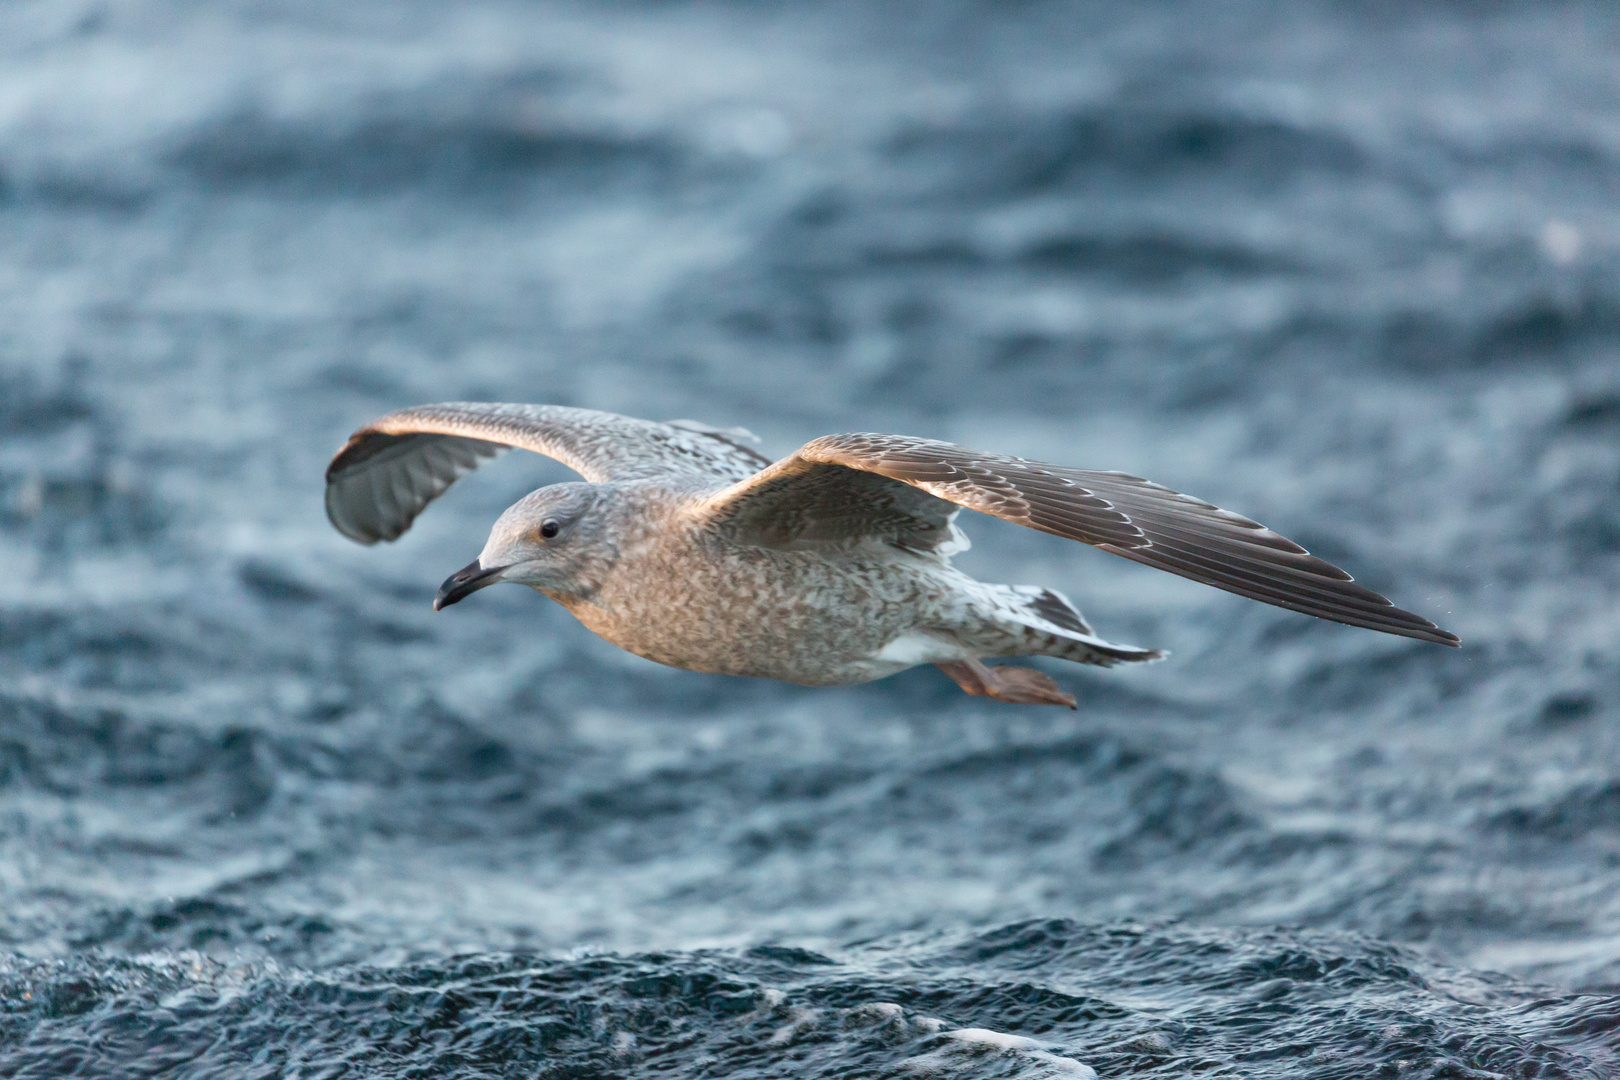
[325,403,1458,706]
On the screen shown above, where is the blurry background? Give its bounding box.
[2,1,1619,1075]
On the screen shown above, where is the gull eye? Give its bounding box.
[539,520,561,540]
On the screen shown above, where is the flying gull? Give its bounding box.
[325,403,1458,707]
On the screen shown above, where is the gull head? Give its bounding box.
[434,483,614,609]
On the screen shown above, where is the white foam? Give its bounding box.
[927,1027,1098,1078]
[947,1028,1044,1051]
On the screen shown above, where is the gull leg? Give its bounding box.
[934,659,1077,709]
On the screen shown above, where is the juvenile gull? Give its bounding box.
[325,403,1458,707]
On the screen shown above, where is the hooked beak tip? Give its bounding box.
[433,559,505,611]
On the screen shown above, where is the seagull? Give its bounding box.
[324,403,1458,708]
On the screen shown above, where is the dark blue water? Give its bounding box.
[3,1,1620,1075]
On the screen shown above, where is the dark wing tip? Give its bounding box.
[323,428,403,544]
[1094,538,1460,646]
[1378,617,1460,647]
[324,482,383,545]
[324,425,507,545]
[325,426,403,482]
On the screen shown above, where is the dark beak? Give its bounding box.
[433,559,505,611]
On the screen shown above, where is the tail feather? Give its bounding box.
[1038,632,1165,667]
[1003,585,1165,667]
[1024,587,1094,635]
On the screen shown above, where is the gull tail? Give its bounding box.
[999,585,1166,668]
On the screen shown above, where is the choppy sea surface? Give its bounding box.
[3,1,1620,1075]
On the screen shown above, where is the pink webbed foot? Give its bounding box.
[934,659,1077,709]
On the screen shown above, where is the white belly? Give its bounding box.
[863,630,973,677]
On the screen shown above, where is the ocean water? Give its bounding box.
[2,1,1619,1075]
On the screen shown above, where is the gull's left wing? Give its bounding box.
[695,432,1459,646]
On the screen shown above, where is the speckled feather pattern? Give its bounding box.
[325,403,1456,689]
[550,486,1150,684]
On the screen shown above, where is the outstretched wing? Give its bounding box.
[697,432,1459,646]
[325,402,771,544]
